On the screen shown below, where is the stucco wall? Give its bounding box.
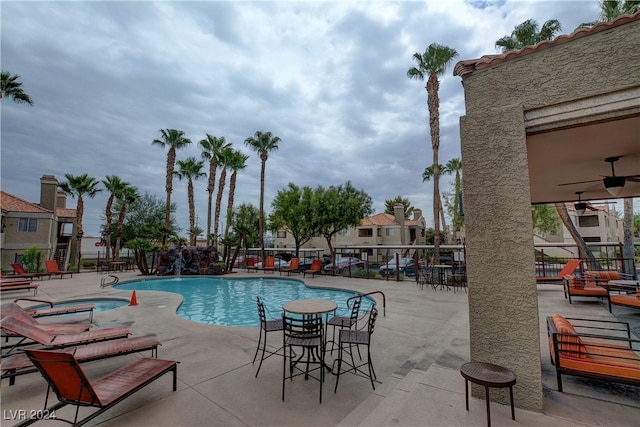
[458,19,639,411]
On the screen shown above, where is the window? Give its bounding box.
[18,218,37,232]
[359,228,373,237]
[578,215,599,227]
[276,230,287,238]
[385,228,393,237]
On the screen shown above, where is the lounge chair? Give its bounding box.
[536,259,582,283]
[44,260,73,279]
[1,281,39,296]
[14,298,95,322]
[18,348,177,426]
[1,303,92,338]
[10,263,46,281]
[2,334,161,386]
[0,316,131,355]
[303,259,323,278]
[280,257,300,276]
[262,256,275,274]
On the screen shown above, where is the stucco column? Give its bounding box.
[460,104,542,411]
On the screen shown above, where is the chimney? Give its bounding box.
[393,204,406,245]
[57,190,67,209]
[40,175,59,212]
[413,209,422,221]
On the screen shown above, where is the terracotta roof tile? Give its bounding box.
[360,213,421,227]
[0,190,51,214]
[57,208,76,218]
[454,12,640,77]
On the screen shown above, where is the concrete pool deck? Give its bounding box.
[1,271,639,426]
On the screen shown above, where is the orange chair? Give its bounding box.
[44,260,73,279]
[10,263,46,280]
[262,256,275,274]
[280,258,300,276]
[304,259,323,278]
[23,348,177,426]
[537,259,582,283]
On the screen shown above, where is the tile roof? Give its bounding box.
[361,213,421,227]
[57,208,77,218]
[0,190,52,214]
[454,12,640,77]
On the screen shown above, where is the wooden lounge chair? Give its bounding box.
[2,334,161,386]
[536,259,582,283]
[262,256,275,274]
[303,259,323,278]
[44,260,73,279]
[1,281,39,296]
[1,303,92,338]
[14,298,95,322]
[280,257,300,276]
[17,348,177,426]
[0,316,131,355]
[9,263,46,281]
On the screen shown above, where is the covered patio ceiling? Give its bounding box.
[527,114,640,204]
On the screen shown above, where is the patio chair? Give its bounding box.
[14,298,95,322]
[280,257,300,276]
[303,259,323,278]
[326,295,363,355]
[333,307,379,392]
[44,260,73,279]
[253,296,284,377]
[1,281,39,296]
[2,334,161,386]
[282,312,325,403]
[10,263,46,281]
[0,316,131,355]
[1,302,91,339]
[262,256,275,274]
[19,348,177,427]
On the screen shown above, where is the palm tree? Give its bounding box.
[152,129,192,244]
[174,157,206,246]
[102,175,128,260]
[495,19,562,52]
[443,158,463,233]
[244,130,282,259]
[114,185,140,260]
[408,43,458,263]
[223,149,249,241]
[579,0,640,27]
[422,164,448,243]
[59,174,102,269]
[1,71,34,105]
[384,196,414,219]
[199,134,231,245]
[213,145,235,248]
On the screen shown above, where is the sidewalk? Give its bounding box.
[1,272,639,426]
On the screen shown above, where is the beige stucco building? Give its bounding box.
[454,13,640,411]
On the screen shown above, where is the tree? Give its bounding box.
[59,173,102,269]
[579,0,640,27]
[554,203,598,262]
[223,149,249,242]
[101,175,128,260]
[244,130,281,260]
[443,158,463,233]
[0,71,34,105]
[384,196,414,219]
[113,184,139,260]
[314,182,373,261]
[200,134,231,245]
[270,183,317,257]
[174,157,206,246]
[531,204,561,236]
[227,203,260,271]
[213,145,235,247]
[495,19,562,52]
[422,164,448,242]
[152,129,192,244]
[407,43,458,263]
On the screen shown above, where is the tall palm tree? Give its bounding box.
[213,145,235,248]
[152,129,192,244]
[579,0,640,27]
[443,158,463,233]
[175,157,206,246]
[102,175,128,260]
[59,174,102,269]
[244,130,281,259]
[422,164,448,243]
[224,149,249,241]
[114,185,139,260]
[199,134,231,245]
[495,19,562,52]
[0,71,34,105]
[408,43,458,263]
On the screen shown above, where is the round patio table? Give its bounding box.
[460,361,516,427]
[283,299,337,315]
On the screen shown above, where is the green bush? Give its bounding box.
[20,246,41,272]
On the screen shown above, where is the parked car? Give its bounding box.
[379,257,417,277]
[323,257,364,274]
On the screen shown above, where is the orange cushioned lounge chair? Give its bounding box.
[547,314,640,392]
[10,263,46,281]
[303,259,323,278]
[262,256,275,273]
[280,257,300,276]
[44,260,73,279]
[562,275,607,304]
[607,288,640,312]
[536,259,582,283]
[18,348,177,426]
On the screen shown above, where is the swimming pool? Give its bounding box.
[116,277,374,327]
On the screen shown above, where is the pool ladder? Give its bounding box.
[100,275,120,288]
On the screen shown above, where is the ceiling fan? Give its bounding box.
[559,156,640,196]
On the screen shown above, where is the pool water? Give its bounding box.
[116,277,374,326]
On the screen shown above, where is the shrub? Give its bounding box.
[20,246,41,272]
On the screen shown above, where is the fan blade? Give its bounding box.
[558,179,601,186]
[627,176,640,182]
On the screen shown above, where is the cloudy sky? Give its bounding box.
[1,1,602,237]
